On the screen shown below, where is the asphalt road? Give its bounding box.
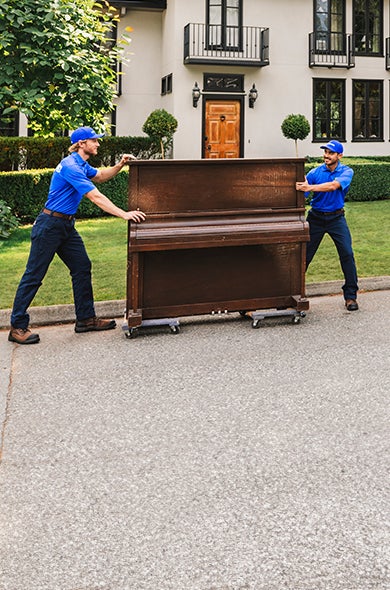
[0,290,389,590]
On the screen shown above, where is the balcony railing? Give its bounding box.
[309,32,355,68]
[110,1,166,9]
[184,23,270,67]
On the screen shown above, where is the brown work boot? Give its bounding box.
[8,326,40,345]
[74,316,117,333]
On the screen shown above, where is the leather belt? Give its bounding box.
[42,208,75,221]
[311,208,344,216]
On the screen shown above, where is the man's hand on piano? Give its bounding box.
[120,154,138,166]
[124,209,146,223]
[296,180,309,192]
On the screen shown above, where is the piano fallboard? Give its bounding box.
[129,211,309,251]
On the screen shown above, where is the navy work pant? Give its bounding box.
[10,212,95,329]
[306,210,358,301]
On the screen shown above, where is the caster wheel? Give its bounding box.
[292,315,301,324]
[125,327,138,338]
[300,311,306,318]
[252,320,260,329]
[170,325,180,334]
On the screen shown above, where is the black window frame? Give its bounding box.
[313,0,346,54]
[206,0,243,51]
[353,0,383,56]
[352,79,383,142]
[161,73,173,96]
[312,78,346,142]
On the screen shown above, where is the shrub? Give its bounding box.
[305,161,390,201]
[0,159,389,223]
[142,109,178,159]
[0,136,158,171]
[0,199,18,239]
[0,169,129,223]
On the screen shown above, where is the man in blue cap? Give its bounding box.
[296,140,358,311]
[8,126,146,344]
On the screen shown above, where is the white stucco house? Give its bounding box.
[9,0,390,159]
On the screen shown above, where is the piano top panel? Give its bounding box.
[128,158,306,214]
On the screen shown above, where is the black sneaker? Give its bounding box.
[75,317,116,333]
[345,299,359,311]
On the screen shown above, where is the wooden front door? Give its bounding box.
[204,100,241,158]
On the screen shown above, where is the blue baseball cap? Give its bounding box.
[320,140,344,154]
[70,126,105,143]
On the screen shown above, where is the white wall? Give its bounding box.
[115,10,164,137]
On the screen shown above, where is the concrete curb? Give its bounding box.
[1,276,389,329]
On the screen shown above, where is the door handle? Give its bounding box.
[207,145,211,151]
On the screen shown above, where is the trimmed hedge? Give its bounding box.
[1,159,389,223]
[305,160,390,202]
[0,136,157,171]
[0,168,129,223]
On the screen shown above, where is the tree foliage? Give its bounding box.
[142,109,178,159]
[0,0,131,136]
[281,114,311,156]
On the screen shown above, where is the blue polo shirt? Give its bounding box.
[44,153,98,215]
[306,161,354,212]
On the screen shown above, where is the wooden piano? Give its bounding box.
[125,158,309,334]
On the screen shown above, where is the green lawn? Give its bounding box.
[0,217,128,309]
[1,201,389,310]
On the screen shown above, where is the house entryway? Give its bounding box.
[204,99,241,158]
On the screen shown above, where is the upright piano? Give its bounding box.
[125,158,309,332]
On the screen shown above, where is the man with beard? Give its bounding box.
[8,126,146,344]
[296,140,359,312]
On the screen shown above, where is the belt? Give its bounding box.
[311,208,344,216]
[42,208,75,221]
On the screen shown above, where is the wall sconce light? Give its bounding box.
[248,83,258,108]
[192,82,201,108]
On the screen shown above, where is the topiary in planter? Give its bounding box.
[281,114,310,157]
[142,109,178,159]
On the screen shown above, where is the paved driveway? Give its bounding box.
[1,291,389,590]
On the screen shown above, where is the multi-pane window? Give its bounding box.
[161,74,173,96]
[313,79,345,140]
[352,80,383,140]
[207,0,241,49]
[353,0,382,55]
[314,0,345,52]
[0,111,19,137]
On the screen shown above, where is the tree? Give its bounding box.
[0,0,131,136]
[281,114,310,157]
[142,109,178,159]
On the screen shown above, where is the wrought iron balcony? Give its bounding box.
[309,32,355,68]
[184,23,270,67]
